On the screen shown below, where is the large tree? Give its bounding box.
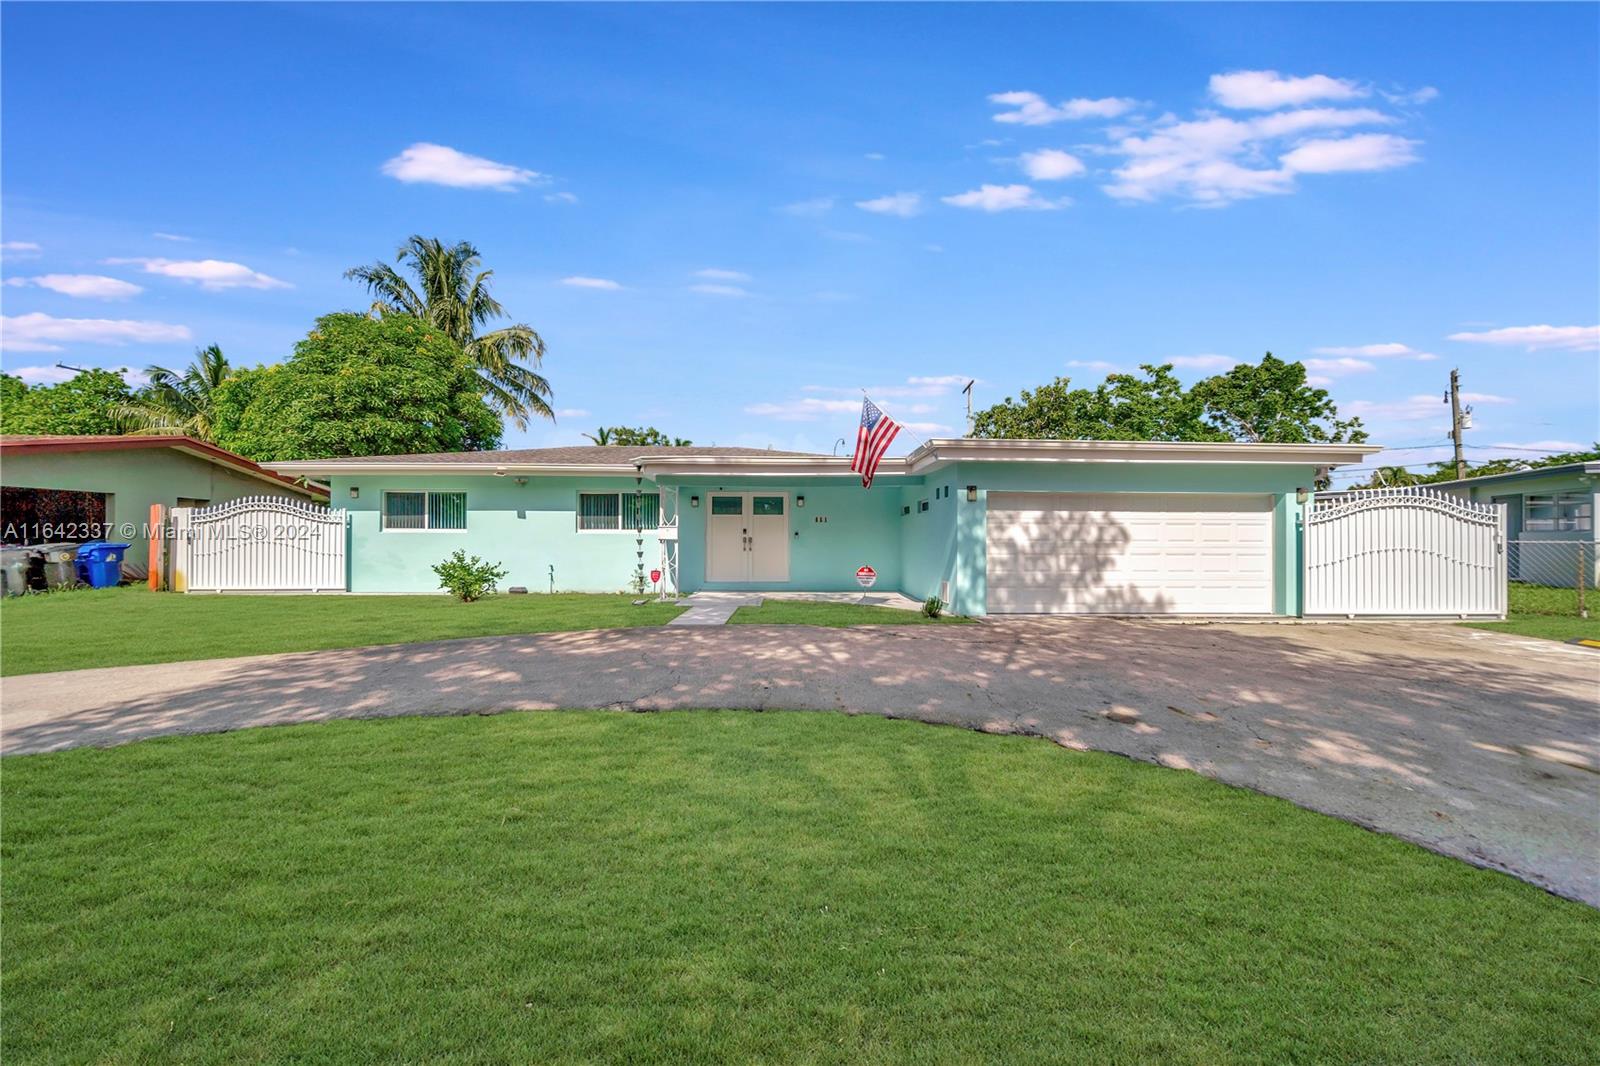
[0,369,136,435]
[972,354,1365,445]
[971,364,1218,442]
[114,343,232,442]
[345,236,552,428]
[212,313,502,462]
[1189,353,1366,444]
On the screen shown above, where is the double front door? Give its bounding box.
[706,493,789,582]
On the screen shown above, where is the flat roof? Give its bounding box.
[1421,460,1600,490]
[264,438,1380,478]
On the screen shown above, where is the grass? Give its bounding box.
[1466,582,1600,643]
[4,711,1596,1064]
[728,599,970,626]
[0,587,684,676]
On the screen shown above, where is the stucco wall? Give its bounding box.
[665,477,910,594]
[3,447,312,570]
[331,474,659,594]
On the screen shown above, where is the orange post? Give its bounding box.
[148,503,166,590]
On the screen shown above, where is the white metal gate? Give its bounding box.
[171,496,348,592]
[1304,487,1505,617]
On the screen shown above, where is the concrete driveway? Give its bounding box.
[3,619,1596,905]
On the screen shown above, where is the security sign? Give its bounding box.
[855,565,877,589]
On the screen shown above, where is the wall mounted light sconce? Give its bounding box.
[349,486,360,500]
[1296,486,1309,505]
[796,495,805,508]
[514,477,527,487]
[494,467,507,477]
[690,495,700,508]
[966,485,978,502]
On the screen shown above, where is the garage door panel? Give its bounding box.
[986,492,1274,615]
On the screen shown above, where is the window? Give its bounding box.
[918,499,930,513]
[383,491,466,531]
[711,495,743,515]
[1524,494,1593,532]
[579,491,661,531]
[753,496,785,515]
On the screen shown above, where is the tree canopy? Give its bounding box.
[212,313,502,462]
[971,354,1366,445]
[0,370,136,436]
[1355,445,1600,488]
[345,236,552,429]
[582,426,693,447]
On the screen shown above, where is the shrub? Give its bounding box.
[432,551,509,602]
[921,595,944,619]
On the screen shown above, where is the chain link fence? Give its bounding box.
[1507,539,1592,619]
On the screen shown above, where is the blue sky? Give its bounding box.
[2,2,1595,483]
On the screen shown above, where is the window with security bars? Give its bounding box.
[383,491,466,530]
[579,491,659,531]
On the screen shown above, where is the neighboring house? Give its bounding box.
[268,439,1376,616]
[1,435,327,577]
[1433,461,1599,586]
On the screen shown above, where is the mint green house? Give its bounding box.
[269,439,1377,616]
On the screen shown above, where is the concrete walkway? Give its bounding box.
[668,591,924,625]
[3,619,1596,905]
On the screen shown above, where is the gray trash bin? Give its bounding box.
[0,546,36,597]
[34,542,82,589]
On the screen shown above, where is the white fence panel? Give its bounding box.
[171,496,348,592]
[1304,487,1505,617]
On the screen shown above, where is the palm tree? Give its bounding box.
[345,237,552,428]
[1372,465,1418,488]
[582,427,613,445]
[115,344,231,441]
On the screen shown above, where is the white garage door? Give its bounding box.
[986,492,1275,615]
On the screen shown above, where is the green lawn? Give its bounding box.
[0,587,684,676]
[728,599,970,626]
[1466,582,1600,643]
[4,712,1595,1064]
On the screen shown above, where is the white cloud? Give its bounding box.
[5,274,143,299]
[942,183,1065,212]
[1447,324,1599,352]
[1301,356,1376,376]
[856,191,923,217]
[1490,439,1586,452]
[1382,86,1440,106]
[900,421,955,434]
[694,268,750,281]
[923,243,944,253]
[544,191,579,205]
[6,365,77,385]
[1019,149,1087,181]
[380,142,542,190]
[152,232,194,242]
[780,196,835,217]
[746,394,940,422]
[1,241,42,255]
[1101,105,1411,205]
[689,283,748,297]
[989,91,1138,125]
[864,152,886,161]
[0,312,191,352]
[1067,359,1120,372]
[1312,342,1437,360]
[553,407,590,419]
[559,276,622,290]
[1281,133,1419,174]
[1167,354,1240,370]
[1346,392,1512,423]
[1209,70,1366,110]
[803,375,969,400]
[105,257,290,291]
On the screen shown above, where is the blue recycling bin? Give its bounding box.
[74,541,131,588]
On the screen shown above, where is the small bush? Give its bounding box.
[432,551,509,602]
[921,595,945,619]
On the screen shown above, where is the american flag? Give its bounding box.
[850,396,901,488]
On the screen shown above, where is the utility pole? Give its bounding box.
[1448,368,1467,481]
